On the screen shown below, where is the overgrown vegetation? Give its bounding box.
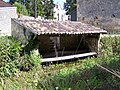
[19,51,41,71]
[0,36,21,77]
[0,36,120,90]
[0,36,41,77]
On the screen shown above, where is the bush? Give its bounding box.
[0,36,41,76]
[100,36,120,56]
[19,51,41,71]
[0,36,22,77]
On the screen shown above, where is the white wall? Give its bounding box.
[0,7,17,36]
[54,3,68,21]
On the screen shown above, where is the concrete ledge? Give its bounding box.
[41,52,97,62]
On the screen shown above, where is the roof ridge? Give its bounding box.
[12,18,107,35]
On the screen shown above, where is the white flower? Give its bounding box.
[55,87,59,90]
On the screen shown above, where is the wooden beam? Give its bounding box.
[41,52,97,63]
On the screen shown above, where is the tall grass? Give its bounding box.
[0,36,120,90]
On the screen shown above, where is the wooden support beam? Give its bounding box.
[54,43,58,57]
[41,52,97,63]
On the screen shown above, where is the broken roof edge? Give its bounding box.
[12,18,107,35]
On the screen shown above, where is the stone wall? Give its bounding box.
[60,34,100,53]
[38,35,50,54]
[77,0,120,33]
[11,19,39,53]
[84,34,100,53]
[37,34,99,55]
[0,7,17,36]
[11,19,35,45]
[60,35,79,51]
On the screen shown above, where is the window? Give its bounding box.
[50,37,60,49]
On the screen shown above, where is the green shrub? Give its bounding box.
[0,36,41,76]
[19,50,41,71]
[100,36,120,56]
[0,36,22,77]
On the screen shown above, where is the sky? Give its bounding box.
[3,0,9,2]
[54,0,65,9]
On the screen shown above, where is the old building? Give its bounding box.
[70,8,77,21]
[54,2,68,21]
[77,0,120,33]
[0,0,17,36]
[11,18,106,62]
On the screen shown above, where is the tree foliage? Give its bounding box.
[13,2,28,15]
[43,0,55,19]
[64,0,77,15]
[9,0,17,4]
[10,0,55,19]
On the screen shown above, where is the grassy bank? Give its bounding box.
[0,36,120,90]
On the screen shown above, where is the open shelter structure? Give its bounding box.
[11,18,107,62]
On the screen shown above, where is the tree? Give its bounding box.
[43,0,55,19]
[10,0,55,19]
[64,0,77,15]
[13,2,28,15]
[9,0,17,4]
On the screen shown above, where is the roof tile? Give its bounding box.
[13,18,107,35]
[0,0,12,7]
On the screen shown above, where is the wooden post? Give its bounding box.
[54,43,58,57]
[34,0,37,18]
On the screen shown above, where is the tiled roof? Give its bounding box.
[0,0,12,7]
[13,18,107,35]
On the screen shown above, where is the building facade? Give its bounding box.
[77,0,120,33]
[0,0,17,36]
[54,2,68,21]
